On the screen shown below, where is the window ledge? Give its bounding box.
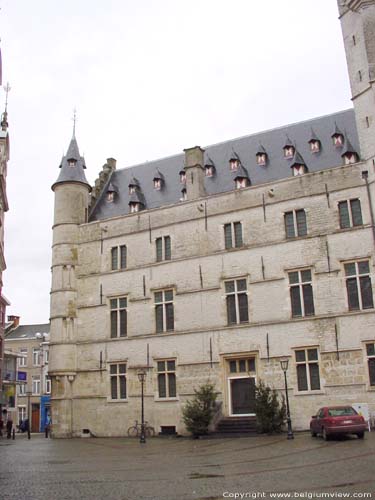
[294,390,325,397]
[106,399,128,403]
[154,397,179,402]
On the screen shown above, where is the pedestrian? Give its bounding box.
[6,418,13,439]
[45,414,51,438]
[0,417,3,438]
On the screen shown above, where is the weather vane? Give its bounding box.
[72,107,77,137]
[3,82,11,112]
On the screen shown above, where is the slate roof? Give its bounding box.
[90,108,359,222]
[52,135,91,190]
[5,323,50,340]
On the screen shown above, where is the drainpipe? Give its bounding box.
[362,170,375,250]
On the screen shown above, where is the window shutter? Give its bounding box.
[164,236,171,260]
[302,284,315,316]
[284,212,295,238]
[296,210,307,236]
[290,286,302,317]
[234,222,243,248]
[297,365,308,391]
[338,201,350,229]
[360,276,374,309]
[156,238,163,262]
[224,224,233,249]
[346,277,360,310]
[350,199,363,226]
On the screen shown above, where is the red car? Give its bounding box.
[310,406,367,440]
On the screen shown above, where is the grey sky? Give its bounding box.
[2,0,351,324]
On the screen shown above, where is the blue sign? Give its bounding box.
[17,371,27,382]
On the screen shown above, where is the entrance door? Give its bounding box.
[31,404,40,432]
[230,377,256,415]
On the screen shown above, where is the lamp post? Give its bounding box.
[137,370,146,444]
[26,390,32,440]
[280,359,294,440]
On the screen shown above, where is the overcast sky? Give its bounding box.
[1,0,351,324]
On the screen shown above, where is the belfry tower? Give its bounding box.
[338,0,375,161]
[49,131,91,437]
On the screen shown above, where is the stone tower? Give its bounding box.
[49,134,91,437]
[338,0,375,160]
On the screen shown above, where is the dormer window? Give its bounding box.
[107,192,114,202]
[292,164,307,176]
[235,178,249,189]
[229,159,240,171]
[205,165,215,177]
[343,152,358,165]
[309,140,320,153]
[129,185,137,194]
[333,133,344,147]
[180,171,186,184]
[180,188,187,201]
[129,202,140,213]
[256,153,267,166]
[68,159,76,168]
[154,178,162,190]
[284,146,294,159]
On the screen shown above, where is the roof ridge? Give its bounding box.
[112,108,354,174]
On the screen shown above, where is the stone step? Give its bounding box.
[216,417,257,434]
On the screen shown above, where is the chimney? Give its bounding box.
[7,315,20,328]
[183,146,206,200]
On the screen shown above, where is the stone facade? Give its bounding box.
[48,1,375,437]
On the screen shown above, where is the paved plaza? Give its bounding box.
[0,432,374,500]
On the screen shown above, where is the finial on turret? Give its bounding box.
[1,82,10,131]
[72,107,77,138]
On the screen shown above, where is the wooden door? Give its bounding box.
[31,404,40,432]
[230,377,256,415]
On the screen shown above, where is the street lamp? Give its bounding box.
[26,390,32,440]
[137,370,146,444]
[280,358,294,440]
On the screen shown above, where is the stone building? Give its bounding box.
[4,317,51,432]
[49,0,375,437]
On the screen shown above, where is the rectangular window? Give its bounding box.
[45,376,51,394]
[224,222,243,249]
[338,199,363,229]
[225,278,249,325]
[289,269,315,317]
[111,245,127,270]
[295,348,320,391]
[366,343,375,386]
[155,290,174,333]
[18,349,27,367]
[156,236,171,262]
[284,210,307,238]
[18,384,26,396]
[110,297,127,338]
[32,375,41,395]
[18,406,27,425]
[344,260,374,311]
[109,363,127,399]
[157,360,176,398]
[32,348,41,366]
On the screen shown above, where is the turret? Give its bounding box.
[49,132,91,437]
[338,0,375,160]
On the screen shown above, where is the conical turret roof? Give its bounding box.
[52,135,91,191]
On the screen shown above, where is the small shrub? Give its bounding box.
[182,383,218,437]
[255,380,286,434]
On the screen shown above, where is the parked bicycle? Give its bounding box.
[127,420,155,437]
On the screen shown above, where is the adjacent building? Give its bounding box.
[49,0,375,437]
[5,318,50,432]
